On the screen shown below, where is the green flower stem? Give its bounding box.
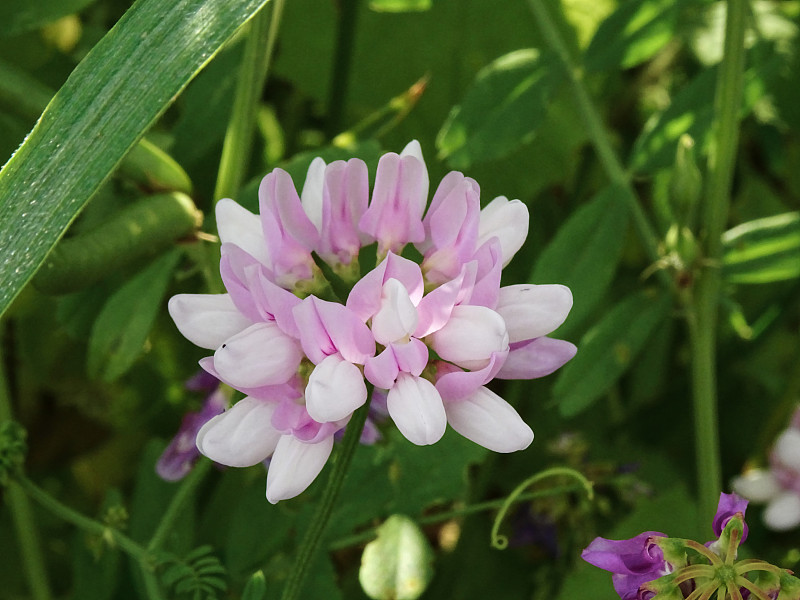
[0,347,52,600]
[214,0,285,201]
[15,475,151,564]
[326,0,361,138]
[688,0,747,525]
[148,458,212,552]
[328,483,588,551]
[526,0,669,289]
[280,399,371,600]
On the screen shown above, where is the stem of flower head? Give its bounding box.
[279,391,372,600]
[526,0,670,290]
[214,0,285,202]
[0,339,52,600]
[687,0,747,529]
[326,0,361,138]
[490,467,593,550]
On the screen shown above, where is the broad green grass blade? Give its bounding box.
[722,212,800,284]
[0,0,271,318]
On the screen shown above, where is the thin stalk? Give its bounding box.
[526,0,669,289]
[326,0,361,138]
[328,483,587,550]
[15,475,152,564]
[280,399,370,600]
[689,0,747,524]
[148,458,212,552]
[214,0,285,202]
[0,343,52,600]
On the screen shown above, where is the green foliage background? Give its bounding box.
[0,0,799,598]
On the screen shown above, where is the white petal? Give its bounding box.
[266,435,334,503]
[305,355,368,422]
[300,157,326,231]
[400,140,428,203]
[195,397,280,467]
[168,293,252,350]
[763,491,800,531]
[773,429,800,471]
[215,198,270,265]
[387,373,446,446]
[444,387,533,453]
[731,469,782,503]
[429,305,509,371]
[495,284,573,342]
[477,197,529,267]
[371,278,419,345]
[213,322,302,388]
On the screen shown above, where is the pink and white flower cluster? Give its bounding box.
[732,407,800,531]
[168,141,576,503]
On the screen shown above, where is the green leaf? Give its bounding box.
[531,185,630,332]
[722,212,800,284]
[87,250,181,382]
[0,0,271,318]
[369,0,431,12]
[241,571,267,600]
[554,290,672,417]
[584,0,679,72]
[0,0,100,38]
[359,515,434,600]
[436,48,561,169]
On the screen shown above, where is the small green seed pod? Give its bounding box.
[669,134,702,231]
[118,138,193,194]
[33,192,202,295]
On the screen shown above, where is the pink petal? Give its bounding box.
[364,347,401,389]
[219,243,267,323]
[168,293,252,350]
[195,397,281,467]
[358,152,427,255]
[320,159,370,263]
[213,322,302,388]
[435,351,507,401]
[293,296,375,365]
[347,253,424,321]
[444,387,533,453]
[496,337,577,380]
[387,373,446,446]
[266,434,334,503]
[495,284,573,342]
[392,338,429,376]
[414,263,476,338]
[468,238,503,309]
[305,355,368,423]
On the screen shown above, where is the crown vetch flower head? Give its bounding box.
[168,141,576,502]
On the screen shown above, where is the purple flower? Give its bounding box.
[156,384,226,482]
[581,532,670,600]
[711,492,749,542]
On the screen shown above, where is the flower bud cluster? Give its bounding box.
[169,141,576,503]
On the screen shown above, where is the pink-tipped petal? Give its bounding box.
[266,434,334,503]
[305,355,368,422]
[477,196,529,267]
[371,278,419,345]
[320,159,370,262]
[213,323,302,388]
[414,263,476,338]
[364,347,401,389]
[468,238,503,309]
[215,198,270,265]
[496,284,573,342]
[444,387,533,453]
[196,397,281,467]
[293,296,375,365]
[392,338,429,376]
[347,253,424,321]
[359,152,427,254]
[428,305,509,371]
[169,293,252,350]
[434,352,506,401]
[387,373,446,446]
[496,337,577,380]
